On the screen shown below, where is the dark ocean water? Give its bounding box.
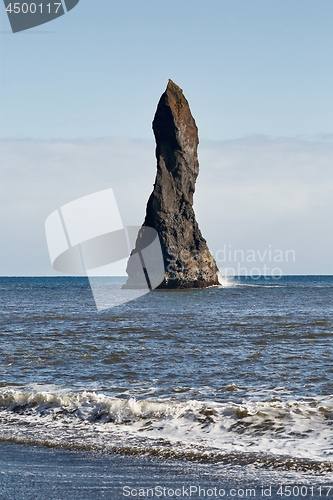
[0,276,332,475]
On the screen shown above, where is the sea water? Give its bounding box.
[0,276,332,484]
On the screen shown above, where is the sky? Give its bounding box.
[0,0,332,275]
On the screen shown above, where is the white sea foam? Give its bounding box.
[0,388,332,469]
[217,272,235,287]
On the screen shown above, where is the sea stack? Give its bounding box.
[126,80,219,289]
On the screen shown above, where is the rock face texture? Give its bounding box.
[126,79,219,289]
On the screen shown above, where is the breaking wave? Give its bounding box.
[1,388,332,472]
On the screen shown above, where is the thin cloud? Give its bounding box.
[1,135,332,275]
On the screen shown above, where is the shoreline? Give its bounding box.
[1,441,332,500]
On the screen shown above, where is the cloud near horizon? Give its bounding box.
[1,135,332,275]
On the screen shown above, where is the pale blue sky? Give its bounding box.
[0,0,332,275]
[1,0,332,140]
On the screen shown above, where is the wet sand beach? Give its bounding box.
[1,441,332,500]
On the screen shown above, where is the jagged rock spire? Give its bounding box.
[126,80,219,289]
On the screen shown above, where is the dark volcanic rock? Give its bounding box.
[126,79,219,289]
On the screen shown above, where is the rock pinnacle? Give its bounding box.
[126,80,219,289]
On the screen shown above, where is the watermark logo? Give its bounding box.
[215,244,296,279]
[3,0,80,33]
[45,188,164,311]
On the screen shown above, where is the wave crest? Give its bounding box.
[1,388,333,469]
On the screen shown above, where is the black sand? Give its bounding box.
[0,441,332,500]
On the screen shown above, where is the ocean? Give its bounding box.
[0,276,333,497]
